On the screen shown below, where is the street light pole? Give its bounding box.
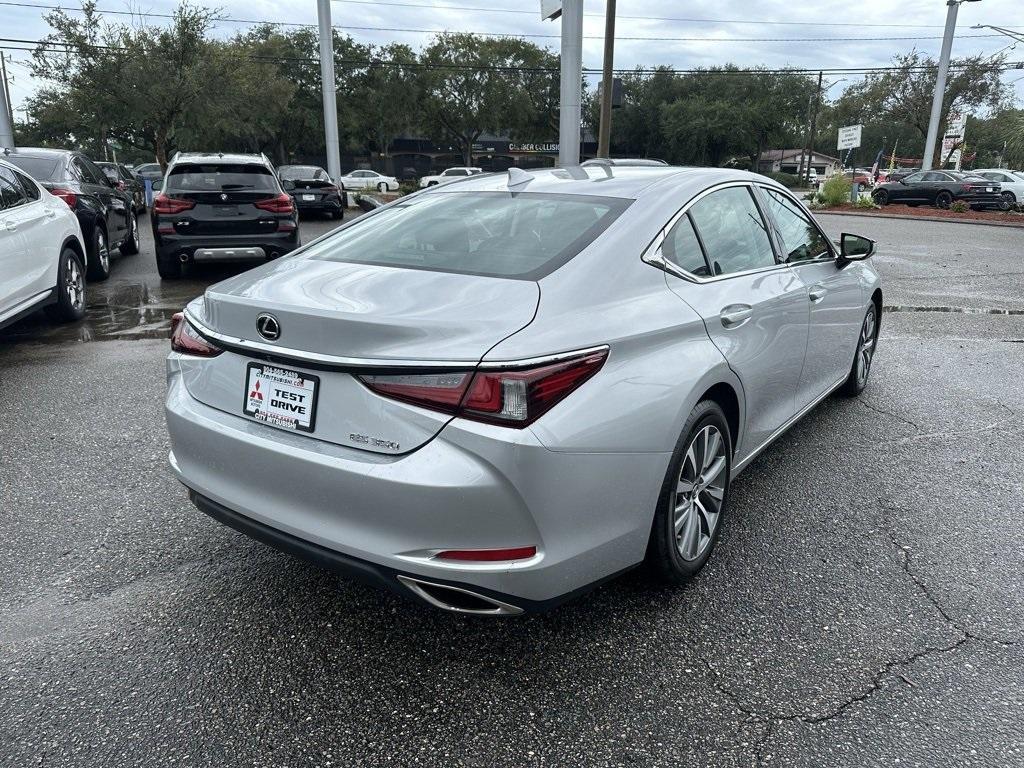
[0,53,14,150]
[317,0,342,182]
[558,0,583,167]
[597,0,616,158]
[922,0,981,170]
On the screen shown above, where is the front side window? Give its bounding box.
[688,186,776,276]
[760,188,832,263]
[902,172,925,183]
[303,191,630,280]
[662,213,710,277]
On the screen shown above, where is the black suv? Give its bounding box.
[152,153,300,279]
[4,147,139,281]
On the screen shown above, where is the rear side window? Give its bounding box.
[662,213,710,277]
[11,168,40,201]
[304,191,631,280]
[6,155,62,182]
[688,186,776,276]
[0,166,27,209]
[166,164,278,193]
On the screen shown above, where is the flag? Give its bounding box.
[870,149,883,180]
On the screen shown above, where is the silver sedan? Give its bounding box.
[165,166,881,615]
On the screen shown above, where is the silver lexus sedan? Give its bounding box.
[165,166,881,616]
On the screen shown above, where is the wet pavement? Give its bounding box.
[1,212,1022,767]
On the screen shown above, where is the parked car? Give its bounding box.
[835,169,872,188]
[0,156,87,331]
[4,147,139,281]
[871,169,1001,209]
[418,166,484,188]
[277,165,345,219]
[165,166,882,615]
[132,162,164,183]
[335,169,399,192]
[972,168,1024,209]
[151,152,299,279]
[581,158,669,167]
[96,161,146,213]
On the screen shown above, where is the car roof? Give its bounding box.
[4,146,75,159]
[418,165,772,201]
[169,152,270,166]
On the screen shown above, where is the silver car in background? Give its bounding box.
[165,166,882,615]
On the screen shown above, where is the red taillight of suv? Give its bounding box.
[254,193,295,214]
[357,349,608,428]
[169,312,223,357]
[153,195,196,215]
[49,187,77,208]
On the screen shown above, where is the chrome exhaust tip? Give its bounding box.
[178,252,189,263]
[396,575,524,616]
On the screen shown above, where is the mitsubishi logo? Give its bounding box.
[256,313,280,341]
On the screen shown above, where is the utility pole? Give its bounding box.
[0,53,14,149]
[597,0,616,158]
[317,0,342,182]
[557,0,583,167]
[923,0,982,170]
[805,71,824,186]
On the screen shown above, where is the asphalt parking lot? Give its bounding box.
[1,212,1022,767]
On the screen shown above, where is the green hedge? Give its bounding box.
[820,174,851,207]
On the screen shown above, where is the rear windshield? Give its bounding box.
[96,163,119,181]
[303,191,631,280]
[279,166,326,180]
[6,155,62,181]
[166,163,277,193]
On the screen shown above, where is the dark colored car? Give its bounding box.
[872,170,1001,209]
[97,161,146,214]
[277,164,345,219]
[5,147,139,281]
[151,152,300,279]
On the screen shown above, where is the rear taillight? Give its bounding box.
[254,193,295,214]
[436,546,537,562]
[49,187,77,208]
[962,184,975,192]
[357,349,607,428]
[322,185,339,193]
[170,312,223,357]
[153,195,195,215]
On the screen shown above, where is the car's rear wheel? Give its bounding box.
[935,191,953,209]
[120,211,140,255]
[377,182,388,192]
[85,225,111,282]
[47,246,87,322]
[839,303,878,397]
[873,189,888,206]
[157,252,183,279]
[1000,191,1016,211]
[647,400,731,584]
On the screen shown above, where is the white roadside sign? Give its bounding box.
[837,124,862,151]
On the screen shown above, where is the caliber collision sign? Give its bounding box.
[838,125,862,151]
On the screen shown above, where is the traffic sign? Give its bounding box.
[838,125,862,151]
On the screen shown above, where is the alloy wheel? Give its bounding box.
[673,425,728,562]
[856,305,877,388]
[65,254,84,311]
[131,213,140,248]
[97,231,109,271]
[1000,192,1015,211]
[936,192,952,209]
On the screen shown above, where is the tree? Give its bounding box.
[352,44,421,163]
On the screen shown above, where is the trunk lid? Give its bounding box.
[181,258,540,455]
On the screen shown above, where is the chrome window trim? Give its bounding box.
[641,180,792,285]
[755,183,838,264]
[183,308,607,372]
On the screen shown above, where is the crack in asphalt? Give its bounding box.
[856,397,922,431]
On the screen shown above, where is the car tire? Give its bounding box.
[935,191,953,209]
[85,225,111,282]
[156,253,183,280]
[377,182,387,192]
[646,400,732,584]
[120,211,140,256]
[999,191,1016,211]
[873,190,888,206]
[46,246,87,323]
[838,302,879,397]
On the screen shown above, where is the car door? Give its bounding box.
[659,183,810,459]
[82,156,129,241]
[758,185,866,409]
[892,172,923,202]
[0,165,34,315]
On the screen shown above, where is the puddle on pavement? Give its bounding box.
[0,278,209,346]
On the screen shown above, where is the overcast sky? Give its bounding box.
[3,0,1022,121]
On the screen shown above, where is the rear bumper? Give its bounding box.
[294,197,343,214]
[165,359,666,611]
[155,230,300,261]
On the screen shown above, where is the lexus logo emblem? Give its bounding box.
[220,193,228,201]
[256,313,280,341]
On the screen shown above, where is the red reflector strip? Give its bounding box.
[436,546,537,562]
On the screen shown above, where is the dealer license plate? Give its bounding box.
[243,363,319,433]
[302,194,316,201]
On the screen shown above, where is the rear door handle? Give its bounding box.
[809,286,828,303]
[720,305,753,328]
[2,219,16,232]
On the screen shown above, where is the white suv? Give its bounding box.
[419,167,483,188]
[0,156,88,331]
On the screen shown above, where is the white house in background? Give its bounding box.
[758,149,843,178]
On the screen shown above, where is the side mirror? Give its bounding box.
[840,233,874,261]
[151,179,163,192]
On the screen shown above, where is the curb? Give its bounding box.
[816,209,1024,230]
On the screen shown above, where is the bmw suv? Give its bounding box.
[151,153,299,279]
